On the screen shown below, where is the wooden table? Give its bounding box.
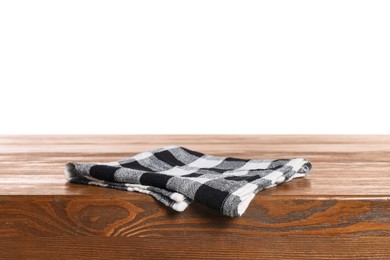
[1,135,390,259]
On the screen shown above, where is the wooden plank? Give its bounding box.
[1,135,390,258]
[1,236,390,260]
[1,196,390,237]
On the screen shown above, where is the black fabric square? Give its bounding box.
[225,157,250,162]
[268,159,290,170]
[182,172,203,178]
[139,172,173,189]
[225,175,261,182]
[201,167,226,174]
[154,150,185,166]
[194,184,230,211]
[90,165,120,182]
[181,147,205,157]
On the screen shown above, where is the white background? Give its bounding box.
[1,0,389,134]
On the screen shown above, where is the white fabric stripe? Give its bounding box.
[188,156,224,168]
[97,161,121,166]
[124,183,150,189]
[172,201,188,212]
[237,193,256,216]
[232,183,258,198]
[88,181,108,187]
[262,170,284,182]
[170,192,186,202]
[133,151,154,161]
[286,158,306,170]
[161,166,196,176]
[238,161,272,170]
[222,170,249,176]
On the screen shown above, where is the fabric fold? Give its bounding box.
[65,145,312,217]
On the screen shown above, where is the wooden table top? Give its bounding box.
[1,135,390,197]
[1,135,390,259]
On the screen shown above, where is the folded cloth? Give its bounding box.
[64,145,312,217]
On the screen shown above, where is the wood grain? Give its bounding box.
[1,135,390,259]
[1,236,390,260]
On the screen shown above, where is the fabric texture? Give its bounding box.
[64,145,312,217]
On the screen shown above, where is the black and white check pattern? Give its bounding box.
[65,145,312,217]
